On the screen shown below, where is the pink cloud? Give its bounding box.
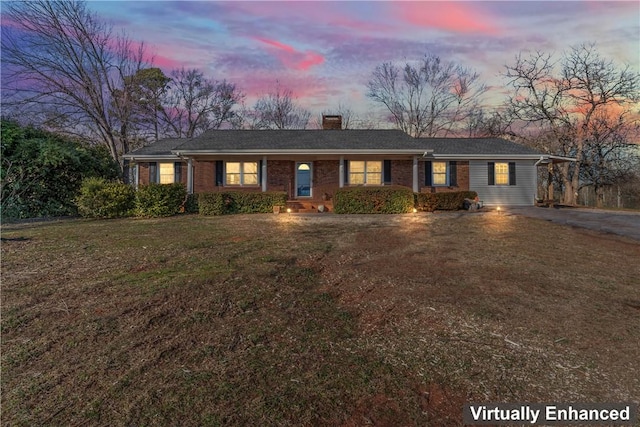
[395,2,501,35]
[256,37,296,53]
[254,37,324,71]
[150,53,183,71]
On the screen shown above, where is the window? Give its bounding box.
[349,161,382,185]
[488,162,516,186]
[159,163,175,184]
[495,163,509,185]
[432,162,447,186]
[149,162,180,184]
[226,161,258,186]
[425,161,457,187]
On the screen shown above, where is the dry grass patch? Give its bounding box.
[2,212,639,426]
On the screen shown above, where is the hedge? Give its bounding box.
[415,191,478,212]
[198,191,287,216]
[135,183,187,217]
[333,186,415,214]
[76,177,135,218]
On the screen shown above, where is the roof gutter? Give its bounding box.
[122,154,181,161]
[171,149,429,156]
[535,155,577,166]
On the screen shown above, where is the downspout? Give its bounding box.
[412,156,419,193]
[130,157,139,190]
[534,156,546,167]
[187,158,194,194]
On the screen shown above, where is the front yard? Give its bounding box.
[2,212,639,426]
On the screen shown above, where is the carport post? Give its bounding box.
[547,162,554,205]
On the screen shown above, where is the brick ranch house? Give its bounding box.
[123,116,572,209]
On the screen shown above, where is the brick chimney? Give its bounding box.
[322,115,342,130]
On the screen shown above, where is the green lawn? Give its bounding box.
[2,212,639,426]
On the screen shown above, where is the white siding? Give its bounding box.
[469,160,537,206]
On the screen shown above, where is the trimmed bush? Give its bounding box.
[184,193,199,214]
[414,193,438,213]
[334,186,414,214]
[198,193,230,216]
[135,183,187,217]
[415,191,478,212]
[198,191,287,216]
[76,177,135,218]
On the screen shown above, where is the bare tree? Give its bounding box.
[161,68,243,137]
[367,53,487,137]
[250,84,311,129]
[464,108,513,138]
[1,0,148,166]
[159,68,243,138]
[579,113,640,207]
[121,68,172,144]
[504,43,639,205]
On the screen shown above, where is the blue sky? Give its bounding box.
[48,1,640,117]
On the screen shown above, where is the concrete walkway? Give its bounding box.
[507,206,640,242]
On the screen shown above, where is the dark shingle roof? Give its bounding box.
[175,129,423,151]
[129,138,184,156]
[126,130,543,157]
[419,138,542,155]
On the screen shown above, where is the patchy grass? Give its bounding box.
[2,212,639,426]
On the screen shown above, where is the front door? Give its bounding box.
[296,162,312,197]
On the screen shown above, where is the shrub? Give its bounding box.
[184,193,199,214]
[333,186,414,214]
[76,177,135,218]
[197,193,231,216]
[415,191,478,212]
[414,193,438,212]
[135,183,187,217]
[1,119,120,219]
[198,191,287,216]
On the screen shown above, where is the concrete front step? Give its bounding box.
[285,200,332,213]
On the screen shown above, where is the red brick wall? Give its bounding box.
[139,163,151,185]
[390,160,413,188]
[313,160,340,200]
[194,160,215,193]
[185,158,472,196]
[456,161,470,191]
[267,160,294,194]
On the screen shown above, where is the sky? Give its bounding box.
[19,1,640,119]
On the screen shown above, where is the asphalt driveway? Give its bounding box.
[507,206,640,242]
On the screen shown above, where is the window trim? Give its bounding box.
[224,161,260,186]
